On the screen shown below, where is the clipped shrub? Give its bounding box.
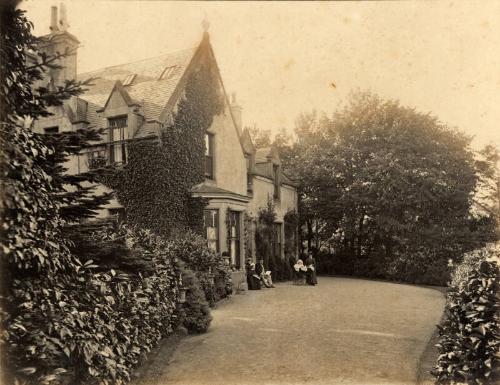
[433,244,500,384]
[179,268,212,334]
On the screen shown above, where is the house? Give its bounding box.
[33,6,298,285]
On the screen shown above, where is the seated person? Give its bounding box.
[245,259,261,290]
[255,258,275,288]
[305,252,318,286]
[293,259,308,284]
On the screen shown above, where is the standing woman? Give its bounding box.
[305,252,318,286]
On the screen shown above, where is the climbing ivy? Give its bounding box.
[103,56,223,237]
[244,212,255,261]
[284,209,299,257]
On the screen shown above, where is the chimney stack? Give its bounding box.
[50,6,58,32]
[42,4,79,86]
[230,92,243,135]
[59,3,69,31]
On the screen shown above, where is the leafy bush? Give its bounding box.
[178,268,212,334]
[3,227,187,385]
[433,244,500,384]
[168,232,232,305]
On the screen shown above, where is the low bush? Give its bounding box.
[178,268,212,334]
[168,232,232,306]
[433,244,500,384]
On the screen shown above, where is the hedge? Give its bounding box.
[433,243,500,384]
[2,226,230,385]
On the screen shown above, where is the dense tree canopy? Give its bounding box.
[254,91,497,284]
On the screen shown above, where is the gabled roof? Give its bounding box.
[240,128,255,155]
[77,47,197,129]
[96,80,141,113]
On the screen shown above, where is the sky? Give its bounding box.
[21,0,500,149]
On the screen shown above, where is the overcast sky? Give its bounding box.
[22,0,500,149]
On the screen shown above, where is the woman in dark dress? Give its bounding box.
[305,253,318,285]
[245,260,261,290]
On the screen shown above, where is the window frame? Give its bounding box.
[204,133,215,179]
[203,209,220,252]
[273,164,280,200]
[272,222,282,259]
[159,65,176,80]
[107,115,129,165]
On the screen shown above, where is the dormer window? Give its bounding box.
[123,74,136,86]
[108,116,128,165]
[205,133,214,179]
[159,66,176,80]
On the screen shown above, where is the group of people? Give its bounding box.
[245,258,275,290]
[245,252,318,290]
[293,253,318,286]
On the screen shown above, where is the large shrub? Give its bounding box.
[433,244,500,384]
[4,227,182,385]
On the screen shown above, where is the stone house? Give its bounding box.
[33,6,298,283]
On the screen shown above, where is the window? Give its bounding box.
[122,74,136,86]
[246,155,253,193]
[159,66,176,80]
[228,211,241,269]
[44,126,59,134]
[272,223,282,259]
[203,209,219,252]
[87,148,107,170]
[273,165,280,200]
[205,133,214,179]
[108,116,128,165]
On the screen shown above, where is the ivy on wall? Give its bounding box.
[244,212,255,262]
[103,54,223,237]
[284,209,299,257]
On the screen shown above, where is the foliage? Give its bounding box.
[279,92,495,284]
[39,127,113,223]
[244,212,255,261]
[474,144,499,226]
[166,231,232,306]
[102,51,223,237]
[63,220,155,274]
[433,244,500,384]
[178,268,213,334]
[0,4,89,383]
[254,200,293,281]
[255,199,276,268]
[284,210,299,258]
[3,225,182,385]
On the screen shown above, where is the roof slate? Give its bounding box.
[77,47,197,130]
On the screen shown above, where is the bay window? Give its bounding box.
[203,209,219,252]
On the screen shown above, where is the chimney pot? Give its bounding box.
[50,6,58,31]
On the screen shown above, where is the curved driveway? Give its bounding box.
[158,277,444,385]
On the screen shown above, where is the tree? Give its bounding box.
[40,128,113,222]
[248,126,272,149]
[289,92,492,284]
[475,144,500,227]
[0,2,107,382]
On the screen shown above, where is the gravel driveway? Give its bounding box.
[152,277,445,385]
